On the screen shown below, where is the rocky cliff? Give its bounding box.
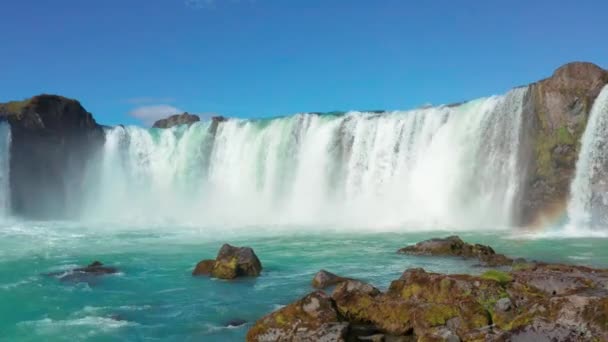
[517,62,608,226]
[152,112,200,128]
[0,95,104,218]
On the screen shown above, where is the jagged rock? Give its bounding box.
[246,291,348,342]
[0,94,103,219]
[192,259,215,276]
[152,112,200,128]
[397,236,513,266]
[193,244,262,279]
[312,270,353,289]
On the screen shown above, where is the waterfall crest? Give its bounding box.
[567,85,608,229]
[82,87,528,228]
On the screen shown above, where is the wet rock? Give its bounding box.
[152,112,200,128]
[312,269,353,289]
[246,291,348,342]
[47,261,119,285]
[192,259,215,276]
[212,244,262,279]
[74,261,118,275]
[397,236,513,266]
[193,244,262,280]
[225,319,247,327]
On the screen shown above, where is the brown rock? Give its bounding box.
[312,270,353,289]
[152,112,200,128]
[397,236,513,266]
[246,291,348,342]
[192,259,215,276]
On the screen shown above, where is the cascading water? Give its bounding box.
[0,122,10,218]
[82,87,528,229]
[567,85,608,229]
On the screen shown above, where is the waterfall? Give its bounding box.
[83,87,528,228]
[567,85,608,229]
[0,122,10,217]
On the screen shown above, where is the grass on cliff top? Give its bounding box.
[481,270,513,285]
[1,98,31,114]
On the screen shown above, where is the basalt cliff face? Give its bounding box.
[517,62,608,226]
[152,112,200,128]
[0,95,104,218]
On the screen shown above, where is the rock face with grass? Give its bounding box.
[192,244,262,279]
[152,112,200,128]
[0,94,104,219]
[517,62,608,225]
[398,235,513,266]
[248,237,608,341]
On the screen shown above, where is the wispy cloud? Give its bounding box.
[125,97,176,105]
[129,105,183,126]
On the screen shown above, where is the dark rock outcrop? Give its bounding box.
[517,62,608,226]
[397,236,513,266]
[312,269,353,289]
[192,244,262,279]
[0,94,104,219]
[152,112,200,128]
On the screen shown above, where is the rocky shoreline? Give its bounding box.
[245,236,608,341]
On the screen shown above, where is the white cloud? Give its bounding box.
[125,97,175,105]
[129,105,183,126]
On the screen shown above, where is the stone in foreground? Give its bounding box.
[312,269,353,289]
[246,291,348,342]
[398,235,513,266]
[192,244,262,279]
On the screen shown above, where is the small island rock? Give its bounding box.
[192,244,262,280]
[398,235,513,266]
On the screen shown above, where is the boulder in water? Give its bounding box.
[192,259,215,276]
[397,235,513,266]
[311,269,353,289]
[192,244,262,279]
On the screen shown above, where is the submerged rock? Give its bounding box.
[192,244,262,279]
[246,291,348,342]
[224,319,247,327]
[47,261,119,285]
[397,235,513,266]
[311,269,353,289]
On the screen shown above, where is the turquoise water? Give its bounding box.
[1,222,608,341]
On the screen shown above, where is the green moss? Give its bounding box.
[5,99,30,113]
[481,270,513,286]
[421,304,458,326]
[400,283,423,300]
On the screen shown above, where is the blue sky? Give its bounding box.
[1,0,607,126]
